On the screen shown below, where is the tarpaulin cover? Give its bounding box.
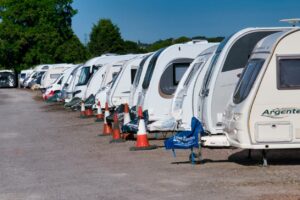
[121,110,149,134]
[84,94,95,108]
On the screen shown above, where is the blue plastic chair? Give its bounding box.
[164,117,204,164]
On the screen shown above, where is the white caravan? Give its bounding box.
[107,54,149,107]
[43,65,78,100]
[62,65,83,102]
[135,41,216,131]
[40,64,74,89]
[71,56,103,99]
[23,64,51,88]
[19,69,33,87]
[171,45,219,131]
[129,53,154,107]
[94,56,138,109]
[196,27,291,147]
[224,29,300,151]
[82,54,137,104]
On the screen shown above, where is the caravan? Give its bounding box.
[196,27,291,147]
[40,64,74,90]
[43,65,78,100]
[107,54,150,107]
[134,41,216,131]
[61,65,83,103]
[129,54,153,107]
[224,29,300,151]
[82,54,137,108]
[171,45,219,131]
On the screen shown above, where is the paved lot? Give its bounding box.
[0,89,300,200]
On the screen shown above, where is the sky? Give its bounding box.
[72,0,300,44]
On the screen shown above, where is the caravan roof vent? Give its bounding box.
[280,18,300,27]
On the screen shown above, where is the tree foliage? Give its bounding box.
[0,0,88,71]
[88,19,124,56]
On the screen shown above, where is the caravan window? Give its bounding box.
[131,69,137,84]
[77,67,90,86]
[142,49,165,89]
[159,61,192,97]
[233,59,265,104]
[174,64,188,85]
[222,31,277,72]
[133,54,151,87]
[184,62,203,87]
[278,57,300,89]
[50,74,61,80]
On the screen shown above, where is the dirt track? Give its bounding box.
[0,89,300,200]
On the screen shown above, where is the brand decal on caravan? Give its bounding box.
[261,108,300,118]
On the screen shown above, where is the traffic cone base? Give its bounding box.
[129,134,157,151]
[95,114,104,122]
[79,112,86,118]
[110,138,125,143]
[84,108,94,118]
[98,124,112,137]
[130,145,157,151]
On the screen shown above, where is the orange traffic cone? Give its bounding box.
[95,100,104,122]
[79,101,86,118]
[121,103,133,139]
[98,102,112,136]
[85,107,94,117]
[130,106,157,151]
[110,113,125,143]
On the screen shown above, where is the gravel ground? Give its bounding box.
[0,89,300,200]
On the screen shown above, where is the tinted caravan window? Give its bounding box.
[77,67,90,86]
[233,59,265,104]
[159,61,192,97]
[131,69,137,84]
[222,31,277,72]
[278,57,300,89]
[142,49,165,89]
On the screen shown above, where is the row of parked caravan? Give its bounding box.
[21,26,300,158]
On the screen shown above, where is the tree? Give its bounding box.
[123,40,145,54]
[88,19,125,56]
[0,0,87,71]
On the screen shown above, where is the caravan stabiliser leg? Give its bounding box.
[262,150,268,167]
